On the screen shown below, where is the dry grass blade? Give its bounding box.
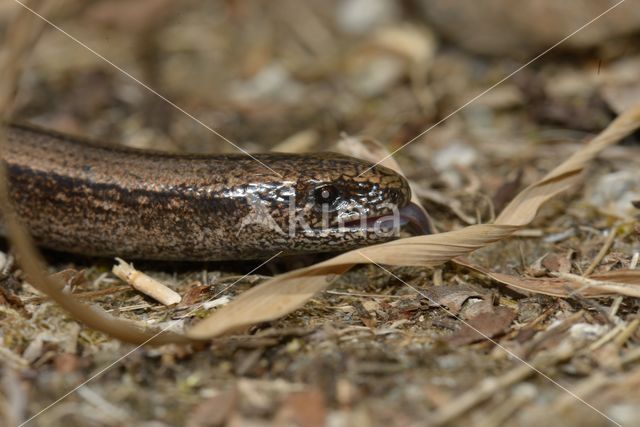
[456,259,640,298]
[496,109,640,225]
[187,108,640,340]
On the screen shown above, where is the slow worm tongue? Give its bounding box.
[398,202,433,235]
[372,202,433,235]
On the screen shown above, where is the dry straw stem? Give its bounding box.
[113,258,182,306]
[2,2,640,345]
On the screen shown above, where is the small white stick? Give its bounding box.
[112,258,181,306]
[630,252,639,270]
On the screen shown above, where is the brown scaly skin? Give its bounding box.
[2,123,418,261]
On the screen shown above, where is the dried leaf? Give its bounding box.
[188,267,350,339]
[456,258,640,298]
[541,253,572,274]
[422,284,485,315]
[48,268,86,288]
[179,284,210,307]
[492,169,523,213]
[448,304,516,346]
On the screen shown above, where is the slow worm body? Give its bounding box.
[3,123,430,260]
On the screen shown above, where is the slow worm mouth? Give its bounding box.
[340,202,432,235]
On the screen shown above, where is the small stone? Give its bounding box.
[586,170,640,219]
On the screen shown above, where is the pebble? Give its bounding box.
[586,170,640,219]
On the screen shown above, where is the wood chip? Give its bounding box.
[112,258,181,306]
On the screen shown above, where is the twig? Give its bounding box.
[473,384,535,427]
[609,296,624,317]
[587,323,625,351]
[551,371,610,414]
[555,272,639,297]
[21,286,130,303]
[431,342,575,426]
[584,228,617,276]
[112,258,181,306]
[630,252,640,269]
[324,290,405,299]
[614,318,640,348]
[621,346,640,366]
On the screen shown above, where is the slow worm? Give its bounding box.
[3,123,431,260]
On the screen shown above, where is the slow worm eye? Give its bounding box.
[313,184,340,208]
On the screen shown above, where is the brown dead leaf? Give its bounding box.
[179,283,210,307]
[456,258,640,298]
[0,277,26,315]
[49,268,87,288]
[422,284,486,315]
[492,169,523,214]
[352,300,377,328]
[448,303,516,346]
[460,298,496,318]
[541,253,572,274]
[526,254,548,277]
